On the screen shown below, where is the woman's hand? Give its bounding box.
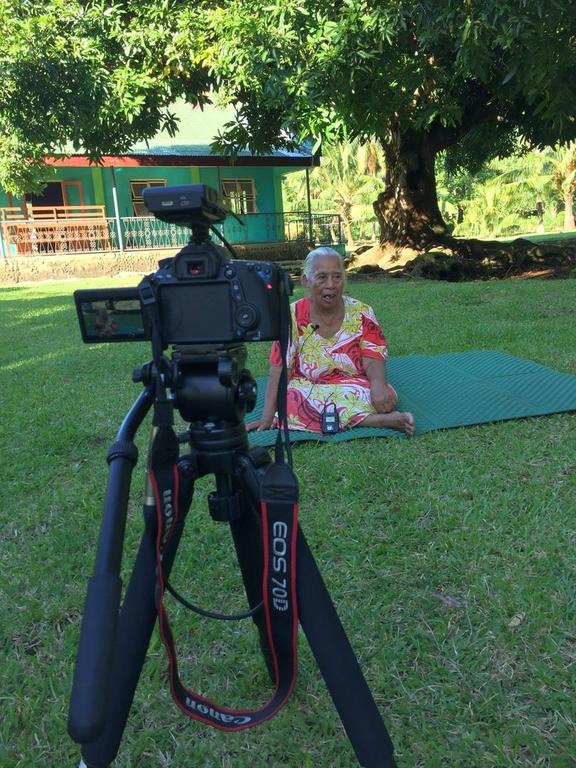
[370,380,398,413]
[363,357,397,413]
[245,364,283,432]
[246,416,276,432]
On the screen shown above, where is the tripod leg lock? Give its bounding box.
[106,440,139,466]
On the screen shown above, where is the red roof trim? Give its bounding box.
[47,154,319,168]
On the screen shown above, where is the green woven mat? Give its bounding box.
[246,351,576,446]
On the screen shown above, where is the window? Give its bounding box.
[27,181,65,207]
[221,179,256,214]
[130,179,166,216]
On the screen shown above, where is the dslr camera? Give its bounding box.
[74,184,290,347]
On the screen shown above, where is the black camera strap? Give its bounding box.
[275,271,294,468]
[148,441,299,731]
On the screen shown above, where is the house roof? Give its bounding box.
[49,101,318,168]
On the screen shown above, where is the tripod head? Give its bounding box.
[134,343,258,455]
[135,344,256,422]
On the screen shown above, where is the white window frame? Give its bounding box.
[130,179,167,217]
[221,179,257,215]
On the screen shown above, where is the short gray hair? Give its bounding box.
[303,247,345,281]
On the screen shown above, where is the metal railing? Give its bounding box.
[0,210,344,257]
[1,218,112,256]
[0,203,107,221]
[349,217,380,243]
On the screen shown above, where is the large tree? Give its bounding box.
[1,0,575,257]
[203,0,576,254]
[0,0,209,192]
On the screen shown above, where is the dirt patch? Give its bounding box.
[510,264,576,280]
[348,240,576,282]
[350,242,419,271]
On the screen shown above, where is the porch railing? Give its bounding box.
[0,209,344,258]
[0,204,107,220]
[0,204,111,257]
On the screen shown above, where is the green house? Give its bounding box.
[0,102,343,259]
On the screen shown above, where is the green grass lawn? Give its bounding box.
[497,231,576,245]
[1,275,575,768]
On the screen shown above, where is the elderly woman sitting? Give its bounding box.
[247,247,415,436]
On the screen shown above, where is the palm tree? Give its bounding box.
[489,151,557,232]
[455,182,525,238]
[487,146,576,233]
[550,142,576,231]
[450,145,574,237]
[313,139,385,247]
[282,138,386,247]
[356,139,385,178]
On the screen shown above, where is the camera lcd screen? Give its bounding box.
[159,283,233,343]
[74,289,148,343]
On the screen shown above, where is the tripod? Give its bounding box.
[68,345,397,767]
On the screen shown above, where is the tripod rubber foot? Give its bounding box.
[68,574,122,744]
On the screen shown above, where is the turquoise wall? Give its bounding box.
[197,165,302,243]
[107,166,198,217]
[0,163,302,212]
[0,163,311,247]
[0,167,97,208]
[199,167,276,242]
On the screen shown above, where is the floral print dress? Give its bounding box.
[269,296,397,432]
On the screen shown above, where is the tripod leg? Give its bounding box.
[229,452,277,679]
[80,507,186,768]
[233,450,396,766]
[229,510,275,679]
[296,528,397,768]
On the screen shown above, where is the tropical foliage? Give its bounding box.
[203,0,576,248]
[283,138,385,246]
[1,0,575,252]
[0,0,210,192]
[289,139,576,246]
[445,142,576,238]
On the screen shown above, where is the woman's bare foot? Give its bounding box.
[361,411,415,435]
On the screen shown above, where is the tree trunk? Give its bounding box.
[341,201,355,248]
[563,188,575,231]
[536,198,545,233]
[374,127,449,250]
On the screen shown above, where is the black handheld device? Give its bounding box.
[321,403,340,434]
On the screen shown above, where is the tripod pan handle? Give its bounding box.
[68,573,122,744]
